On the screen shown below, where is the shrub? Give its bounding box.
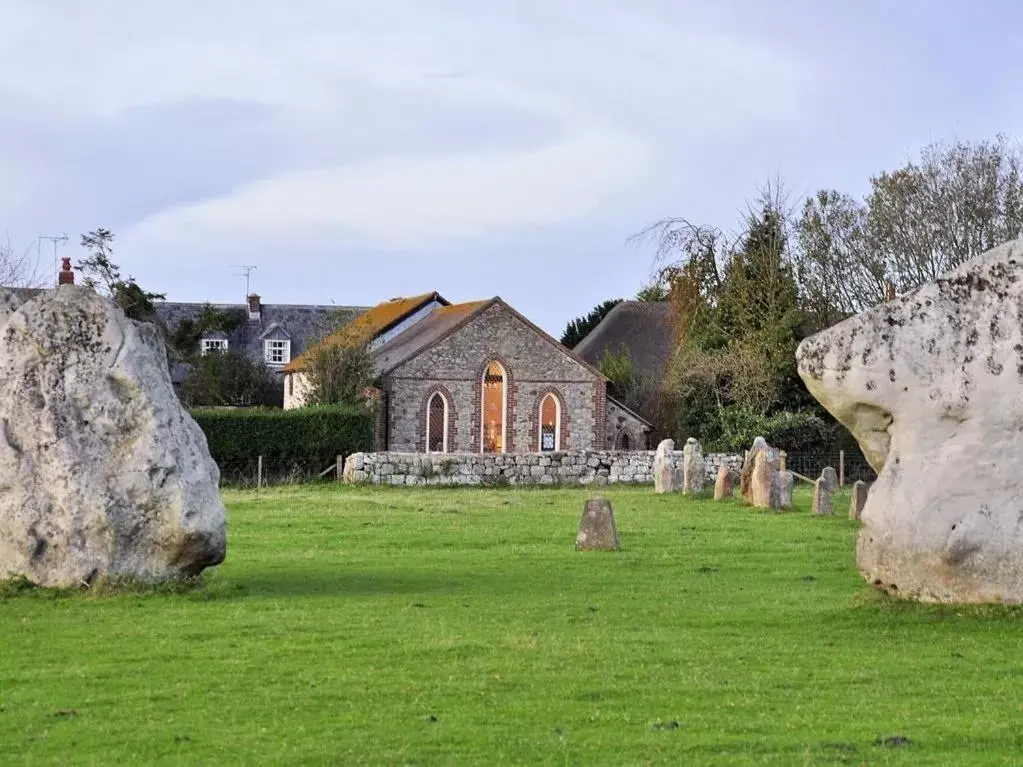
[190,405,373,467]
[704,408,839,454]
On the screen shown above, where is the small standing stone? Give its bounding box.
[849,480,870,520]
[713,466,734,501]
[751,448,780,509]
[813,478,832,515]
[740,437,769,503]
[821,466,839,492]
[576,496,620,551]
[682,438,705,495]
[653,439,677,494]
[777,470,794,509]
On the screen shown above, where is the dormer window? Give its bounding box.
[201,338,228,355]
[264,339,291,365]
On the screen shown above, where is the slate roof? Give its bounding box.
[572,300,676,382]
[155,300,367,381]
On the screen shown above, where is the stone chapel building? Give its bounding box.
[283,292,651,453]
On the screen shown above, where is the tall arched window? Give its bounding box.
[481,361,506,453]
[426,392,448,453]
[539,393,560,451]
[620,432,631,450]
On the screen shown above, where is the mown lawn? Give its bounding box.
[2,484,1023,766]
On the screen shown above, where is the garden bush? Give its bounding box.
[190,405,373,468]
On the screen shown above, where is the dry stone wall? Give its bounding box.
[344,450,743,487]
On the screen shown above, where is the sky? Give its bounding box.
[2,1,1022,335]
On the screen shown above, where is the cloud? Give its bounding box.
[121,126,650,249]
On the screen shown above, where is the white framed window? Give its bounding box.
[264,339,291,365]
[201,338,228,355]
[539,393,561,451]
[426,392,449,453]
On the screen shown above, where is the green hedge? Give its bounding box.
[190,405,374,466]
[704,408,841,454]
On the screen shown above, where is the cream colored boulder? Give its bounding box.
[682,438,704,495]
[653,439,680,494]
[750,448,780,509]
[797,238,1023,602]
[0,286,227,588]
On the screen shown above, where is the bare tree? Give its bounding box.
[0,236,46,288]
[794,135,1023,316]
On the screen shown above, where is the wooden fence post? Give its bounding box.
[839,450,845,487]
[779,450,787,471]
[257,454,263,492]
[336,454,343,482]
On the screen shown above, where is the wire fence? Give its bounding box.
[216,455,344,489]
[782,449,877,484]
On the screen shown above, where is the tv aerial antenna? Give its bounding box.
[231,264,258,298]
[38,233,69,282]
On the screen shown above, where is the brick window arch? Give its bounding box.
[426,391,449,453]
[481,359,508,453]
[419,385,457,453]
[538,392,561,451]
[529,387,570,452]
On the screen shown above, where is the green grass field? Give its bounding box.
[2,484,1023,766]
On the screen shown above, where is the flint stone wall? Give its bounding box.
[344,450,743,487]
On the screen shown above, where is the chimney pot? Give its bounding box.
[247,293,261,319]
[58,257,74,286]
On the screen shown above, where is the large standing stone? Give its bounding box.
[682,438,704,495]
[849,480,870,521]
[797,238,1023,602]
[821,466,839,491]
[812,478,832,515]
[0,286,227,588]
[576,496,620,551]
[750,448,780,509]
[652,439,679,494]
[740,437,769,502]
[713,466,734,501]
[777,471,794,509]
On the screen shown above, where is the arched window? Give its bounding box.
[620,433,631,450]
[481,361,506,453]
[426,392,448,453]
[539,393,561,451]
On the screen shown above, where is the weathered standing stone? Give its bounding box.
[849,480,870,521]
[777,471,794,509]
[653,439,678,494]
[797,238,1023,602]
[750,448,780,509]
[812,478,832,515]
[821,466,839,491]
[576,496,620,551]
[740,437,769,502]
[0,286,227,588]
[682,438,704,495]
[713,466,734,501]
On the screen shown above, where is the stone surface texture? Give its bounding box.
[653,439,678,494]
[682,438,705,495]
[812,478,832,516]
[576,496,620,551]
[821,466,838,492]
[797,238,1023,602]
[0,286,226,588]
[750,447,780,509]
[740,437,769,502]
[777,471,794,509]
[344,449,743,487]
[849,480,870,521]
[713,466,734,501]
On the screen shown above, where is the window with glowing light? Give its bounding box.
[481,361,506,453]
[539,393,560,451]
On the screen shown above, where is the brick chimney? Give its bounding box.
[247,293,261,320]
[57,257,74,286]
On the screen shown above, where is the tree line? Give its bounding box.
[569,135,1023,451]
